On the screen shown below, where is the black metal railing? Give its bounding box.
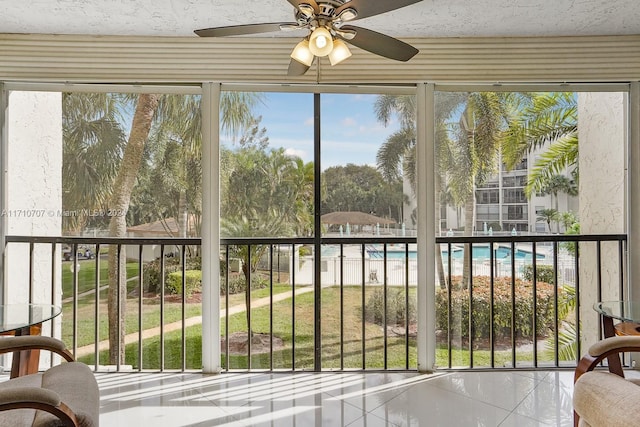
[3,233,628,373]
[435,233,628,370]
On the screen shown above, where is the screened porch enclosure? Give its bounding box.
[0,82,633,373]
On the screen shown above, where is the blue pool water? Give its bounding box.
[367,245,545,261]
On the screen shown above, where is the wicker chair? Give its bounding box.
[0,336,99,427]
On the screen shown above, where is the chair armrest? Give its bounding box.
[575,336,640,382]
[0,336,74,362]
[0,387,79,427]
[574,371,640,427]
[589,336,640,357]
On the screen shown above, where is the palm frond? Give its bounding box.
[524,133,578,196]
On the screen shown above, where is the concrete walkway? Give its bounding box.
[75,286,314,357]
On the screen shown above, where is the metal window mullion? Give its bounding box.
[313,92,322,372]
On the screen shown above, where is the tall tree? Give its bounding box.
[539,174,578,211]
[444,92,509,285]
[374,92,468,289]
[322,164,401,222]
[107,93,159,364]
[105,91,262,365]
[537,208,559,233]
[220,145,313,335]
[62,93,126,233]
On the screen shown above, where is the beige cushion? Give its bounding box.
[574,371,640,427]
[0,362,99,427]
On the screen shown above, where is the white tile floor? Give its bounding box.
[98,370,577,426]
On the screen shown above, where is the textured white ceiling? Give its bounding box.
[1,0,639,38]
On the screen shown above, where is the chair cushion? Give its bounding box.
[34,362,99,427]
[0,362,98,427]
[574,371,640,427]
[0,372,43,427]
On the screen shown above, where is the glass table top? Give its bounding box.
[593,301,640,323]
[0,304,61,333]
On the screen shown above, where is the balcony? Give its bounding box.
[1,232,629,425]
[2,232,627,373]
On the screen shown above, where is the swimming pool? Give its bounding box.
[366,244,546,261]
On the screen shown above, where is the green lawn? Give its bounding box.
[61,258,139,297]
[77,285,547,371]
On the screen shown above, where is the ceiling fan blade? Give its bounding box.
[340,25,418,62]
[195,23,294,37]
[335,0,423,21]
[288,59,311,76]
[286,0,319,14]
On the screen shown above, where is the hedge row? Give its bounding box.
[435,276,562,340]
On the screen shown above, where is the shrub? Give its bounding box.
[144,256,201,293]
[365,288,416,327]
[166,270,202,298]
[435,276,559,341]
[220,274,269,296]
[522,264,555,285]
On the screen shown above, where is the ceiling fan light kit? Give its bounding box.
[290,39,314,66]
[328,38,352,65]
[195,0,423,75]
[309,26,333,56]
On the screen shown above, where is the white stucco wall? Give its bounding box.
[5,91,62,364]
[578,91,626,348]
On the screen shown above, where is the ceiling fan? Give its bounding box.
[195,0,423,76]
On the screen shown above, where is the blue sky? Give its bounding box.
[242,92,401,170]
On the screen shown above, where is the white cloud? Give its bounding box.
[285,147,307,159]
[341,117,357,127]
[304,117,314,126]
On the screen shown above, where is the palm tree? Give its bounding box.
[62,93,127,233]
[105,91,262,365]
[501,92,577,196]
[537,208,559,233]
[558,211,578,233]
[107,93,160,364]
[374,93,468,289]
[221,146,313,336]
[445,92,509,285]
[539,174,578,211]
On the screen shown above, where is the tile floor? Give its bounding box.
[98,370,578,426]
